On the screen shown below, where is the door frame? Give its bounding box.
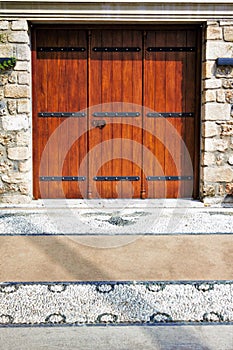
[32,24,202,199]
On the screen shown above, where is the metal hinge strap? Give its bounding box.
[93,112,140,117]
[38,112,86,118]
[94,176,140,181]
[40,176,86,181]
[147,112,194,118]
[37,47,86,52]
[147,176,193,181]
[93,47,141,52]
[147,47,195,52]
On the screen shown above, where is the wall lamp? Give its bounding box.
[216,58,233,66]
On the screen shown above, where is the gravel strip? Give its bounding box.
[0,208,233,234]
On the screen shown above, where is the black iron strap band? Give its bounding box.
[93,112,140,117]
[94,176,140,181]
[147,47,195,52]
[147,176,193,181]
[38,112,86,118]
[40,176,86,181]
[37,47,86,52]
[93,47,141,52]
[147,112,194,118]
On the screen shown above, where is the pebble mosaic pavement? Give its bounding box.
[0,281,232,326]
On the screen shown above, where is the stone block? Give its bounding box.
[203,79,222,89]
[202,103,231,121]
[0,21,9,30]
[202,184,216,197]
[204,138,228,152]
[223,28,233,42]
[0,33,7,44]
[2,115,29,131]
[228,156,233,165]
[216,90,226,103]
[19,183,30,195]
[225,183,233,195]
[0,133,14,146]
[11,20,28,31]
[202,61,216,79]
[0,194,31,204]
[206,41,233,60]
[206,26,222,40]
[4,85,29,98]
[202,152,216,166]
[222,79,233,89]
[216,154,225,166]
[8,32,29,44]
[17,100,30,114]
[14,61,30,71]
[7,100,16,115]
[202,121,218,138]
[203,90,216,103]
[220,21,233,26]
[0,44,13,57]
[15,131,30,145]
[16,45,30,61]
[203,167,233,182]
[18,73,30,85]
[216,66,233,78]
[18,159,31,172]
[8,72,17,84]
[215,139,229,152]
[0,159,14,174]
[221,123,233,136]
[0,75,8,86]
[2,172,27,184]
[7,146,29,160]
[17,99,30,113]
[225,90,233,104]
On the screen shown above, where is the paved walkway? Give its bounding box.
[0,199,233,235]
[0,199,232,349]
[1,325,233,350]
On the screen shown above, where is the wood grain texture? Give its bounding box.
[33,27,200,199]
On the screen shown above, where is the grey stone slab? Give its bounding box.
[0,325,233,350]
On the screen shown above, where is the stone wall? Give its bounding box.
[0,20,31,204]
[201,21,233,202]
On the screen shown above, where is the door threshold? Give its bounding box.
[0,198,205,209]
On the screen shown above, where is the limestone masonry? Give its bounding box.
[0,20,233,203]
[0,20,31,204]
[202,22,233,199]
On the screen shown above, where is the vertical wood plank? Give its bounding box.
[34,28,87,198]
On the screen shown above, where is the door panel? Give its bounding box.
[143,30,197,198]
[88,30,143,198]
[33,29,87,198]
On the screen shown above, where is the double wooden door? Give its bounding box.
[33,27,200,199]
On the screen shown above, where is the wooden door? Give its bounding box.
[33,27,200,199]
[88,30,143,198]
[33,29,88,199]
[143,30,198,198]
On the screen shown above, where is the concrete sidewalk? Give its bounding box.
[0,325,233,350]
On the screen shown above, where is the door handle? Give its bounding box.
[92,120,106,129]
